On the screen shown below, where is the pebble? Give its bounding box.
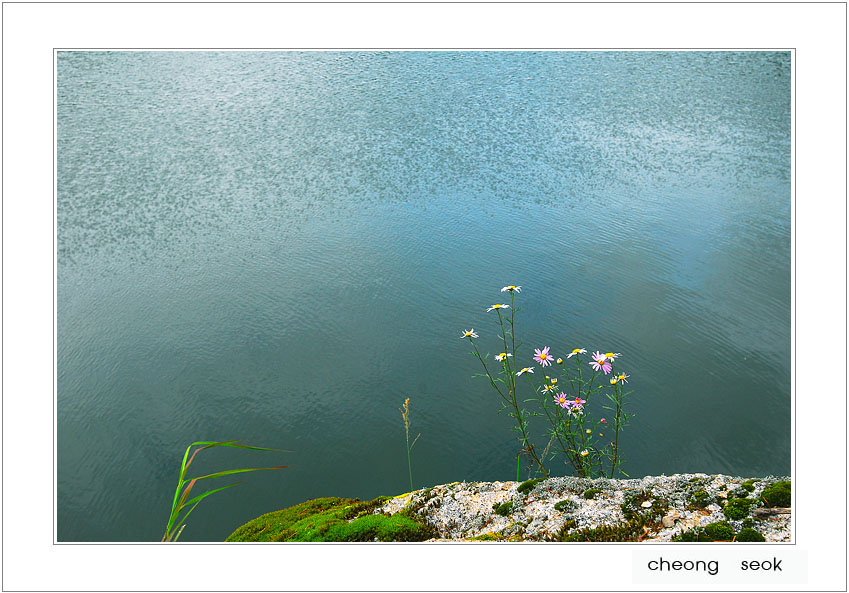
[641,501,653,508]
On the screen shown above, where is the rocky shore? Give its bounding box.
[377,473,791,542]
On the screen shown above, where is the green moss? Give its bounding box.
[723,497,756,520]
[225,496,433,542]
[703,521,734,541]
[560,489,666,542]
[736,528,766,542]
[554,500,576,512]
[730,488,748,500]
[621,489,667,524]
[226,497,355,542]
[517,478,543,494]
[689,490,712,509]
[560,523,644,542]
[583,488,603,499]
[741,479,757,492]
[761,481,791,508]
[468,532,504,541]
[495,501,514,516]
[741,518,757,529]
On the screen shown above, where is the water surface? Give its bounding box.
[57,51,791,541]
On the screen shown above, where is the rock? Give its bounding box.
[717,490,728,499]
[661,510,681,527]
[641,501,653,508]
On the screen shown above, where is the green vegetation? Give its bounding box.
[730,488,748,500]
[494,501,514,516]
[226,496,433,542]
[621,489,667,524]
[462,287,635,479]
[688,490,712,509]
[703,521,734,541]
[554,500,576,512]
[741,479,757,492]
[163,440,286,542]
[736,528,766,542]
[558,489,667,542]
[517,478,544,494]
[761,481,791,507]
[468,532,505,541]
[583,488,603,499]
[723,497,756,520]
[674,521,765,543]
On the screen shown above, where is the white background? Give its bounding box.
[3,2,845,591]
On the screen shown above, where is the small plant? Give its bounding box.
[517,478,543,494]
[162,440,286,542]
[761,480,791,507]
[494,501,514,516]
[583,488,603,499]
[400,398,421,491]
[703,521,734,541]
[689,490,712,508]
[723,497,756,520]
[461,285,635,478]
[736,527,766,542]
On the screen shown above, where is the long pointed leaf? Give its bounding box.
[192,465,288,482]
[180,481,242,509]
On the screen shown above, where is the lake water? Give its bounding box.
[57,51,791,542]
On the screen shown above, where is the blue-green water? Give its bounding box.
[57,51,790,541]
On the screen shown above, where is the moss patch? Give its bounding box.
[494,501,514,516]
[761,481,791,507]
[688,490,712,509]
[469,532,504,541]
[559,489,667,542]
[736,528,766,542]
[517,479,544,495]
[554,500,576,512]
[741,479,757,492]
[583,488,603,499]
[703,521,734,541]
[226,496,433,542]
[723,497,756,520]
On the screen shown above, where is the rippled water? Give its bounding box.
[57,51,791,541]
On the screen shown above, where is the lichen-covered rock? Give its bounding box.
[376,473,791,542]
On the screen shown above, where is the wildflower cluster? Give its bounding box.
[461,286,635,479]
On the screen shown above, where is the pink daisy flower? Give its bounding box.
[554,393,570,408]
[589,351,612,374]
[533,346,553,367]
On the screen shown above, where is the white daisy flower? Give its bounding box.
[486,304,510,312]
[516,367,534,376]
[494,352,513,361]
[460,329,479,339]
[566,348,587,358]
[500,285,522,293]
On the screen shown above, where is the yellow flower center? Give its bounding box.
[572,348,582,354]
[618,375,626,380]
[605,353,615,358]
[539,353,548,360]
